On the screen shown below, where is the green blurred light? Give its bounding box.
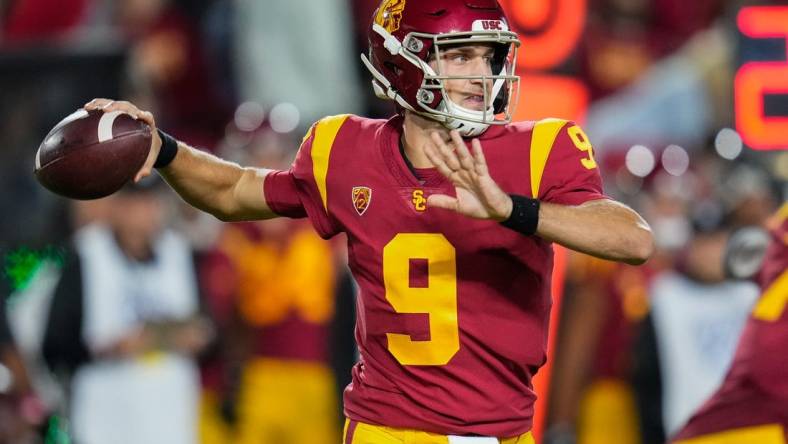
[45,415,71,444]
[3,246,64,292]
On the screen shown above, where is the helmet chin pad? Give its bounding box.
[439,98,493,137]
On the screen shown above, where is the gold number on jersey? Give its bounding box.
[383,233,459,365]
[751,270,788,322]
[568,125,597,170]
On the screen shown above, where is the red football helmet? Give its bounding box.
[361,0,520,136]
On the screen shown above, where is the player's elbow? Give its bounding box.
[210,169,257,222]
[188,191,240,222]
[210,200,250,222]
[622,226,655,265]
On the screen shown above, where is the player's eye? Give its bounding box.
[447,53,468,63]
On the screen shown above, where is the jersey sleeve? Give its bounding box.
[263,170,307,219]
[531,120,606,206]
[264,119,344,238]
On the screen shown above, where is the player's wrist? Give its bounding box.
[493,195,514,222]
[154,129,179,168]
[500,194,540,236]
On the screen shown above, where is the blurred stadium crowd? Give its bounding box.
[0,0,785,443]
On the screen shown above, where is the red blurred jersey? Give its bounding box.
[265,115,605,436]
[674,203,788,441]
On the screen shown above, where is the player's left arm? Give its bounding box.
[536,198,654,265]
[425,129,654,265]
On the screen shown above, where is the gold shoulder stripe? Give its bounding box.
[530,118,569,199]
[312,114,350,212]
[752,269,788,322]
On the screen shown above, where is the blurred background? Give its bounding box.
[0,0,785,443]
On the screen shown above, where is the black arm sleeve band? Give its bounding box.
[500,194,540,236]
[154,129,179,169]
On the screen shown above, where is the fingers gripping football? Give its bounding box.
[424,130,512,221]
[84,99,162,182]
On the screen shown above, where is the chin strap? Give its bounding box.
[440,97,494,137]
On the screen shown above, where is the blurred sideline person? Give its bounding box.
[672,202,788,443]
[198,130,343,444]
[206,219,340,444]
[42,178,212,444]
[633,223,759,442]
[544,252,652,444]
[83,0,655,441]
[632,164,778,443]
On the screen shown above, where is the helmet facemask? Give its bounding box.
[417,32,520,136]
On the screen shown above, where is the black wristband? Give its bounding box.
[500,194,540,236]
[154,129,179,168]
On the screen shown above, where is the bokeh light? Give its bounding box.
[715,128,743,160]
[661,145,690,176]
[269,103,300,134]
[625,145,656,178]
[234,101,266,132]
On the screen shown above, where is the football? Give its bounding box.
[34,108,152,200]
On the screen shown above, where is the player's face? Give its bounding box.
[429,44,496,111]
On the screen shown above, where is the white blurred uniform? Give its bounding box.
[70,225,200,444]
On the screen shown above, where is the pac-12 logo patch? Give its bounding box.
[352,186,372,216]
[412,189,426,212]
[375,0,406,33]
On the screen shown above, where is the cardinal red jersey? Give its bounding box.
[265,115,605,437]
[673,203,788,442]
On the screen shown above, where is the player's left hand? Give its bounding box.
[424,130,513,221]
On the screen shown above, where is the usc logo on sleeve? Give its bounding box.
[375,0,406,33]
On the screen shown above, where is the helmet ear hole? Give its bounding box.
[384,61,404,77]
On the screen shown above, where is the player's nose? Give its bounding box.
[469,62,494,92]
[470,56,493,77]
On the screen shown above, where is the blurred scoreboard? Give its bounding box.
[501,1,788,151]
[736,5,788,151]
[500,0,588,123]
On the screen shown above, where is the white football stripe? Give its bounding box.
[98,110,123,142]
[52,108,89,133]
[35,146,42,170]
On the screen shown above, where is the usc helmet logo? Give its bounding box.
[375,0,406,33]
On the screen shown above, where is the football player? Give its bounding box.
[672,203,788,444]
[85,0,654,442]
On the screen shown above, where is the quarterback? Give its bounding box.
[85,0,654,442]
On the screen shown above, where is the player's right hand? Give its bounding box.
[83,98,162,183]
[424,130,513,221]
